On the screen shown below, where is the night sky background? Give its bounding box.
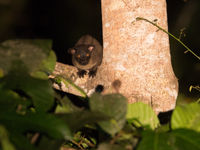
[0,0,199,100]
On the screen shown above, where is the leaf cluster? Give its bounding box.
[0,40,200,150]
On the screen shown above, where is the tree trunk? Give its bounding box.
[97,0,178,113]
[51,0,178,114]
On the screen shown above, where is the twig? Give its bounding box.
[71,140,84,150]
[135,17,200,61]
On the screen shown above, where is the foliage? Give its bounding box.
[126,102,159,129]
[90,93,127,136]
[0,39,200,150]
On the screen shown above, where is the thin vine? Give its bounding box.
[135,17,200,61]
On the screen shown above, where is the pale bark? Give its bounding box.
[51,0,178,113]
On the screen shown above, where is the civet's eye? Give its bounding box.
[86,53,89,57]
[77,55,81,58]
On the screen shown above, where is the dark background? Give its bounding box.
[0,0,199,100]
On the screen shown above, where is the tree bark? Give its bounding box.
[98,0,178,113]
[51,0,178,114]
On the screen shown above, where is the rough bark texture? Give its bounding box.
[51,0,178,114]
[98,0,178,113]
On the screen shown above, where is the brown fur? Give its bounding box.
[69,35,103,77]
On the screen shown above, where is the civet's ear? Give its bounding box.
[68,48,76,54]
[88,45,94,52]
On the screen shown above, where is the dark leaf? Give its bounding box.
[55,96,82,114]
[137,129,200,150]
[90,93,127,136]
[0,89,27,112]
[0,39,53,76]
[171,129,200,150]
[58,110,110,132]
[10,132,37,150]
[0,112,72,140]
[31,50,56,79]
[0,125,16,150]
[137,130,173,150]
[1,70,54,112]
[37,135,64,150]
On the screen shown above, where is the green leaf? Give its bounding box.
[23,78,54,112]
[126,102,160,129]
[55,96,82,114]
[42,50,56,73]
[0,125,16,150]
[137,129,200,150]
[155,123,170,132]
[58,110,110,132]
[137,130,173,150]
[37,136,64,150]
[1,70,54,112]
[54,76,87,98]
[31,50,56,79]
[0,89,24,112]
[30,39,52,54]
[0,112,72,140]
[171,129,200,150]
[9,132,37,150]
[0,39,53,76]
[90,93,127,135]
[171,102,200,131]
